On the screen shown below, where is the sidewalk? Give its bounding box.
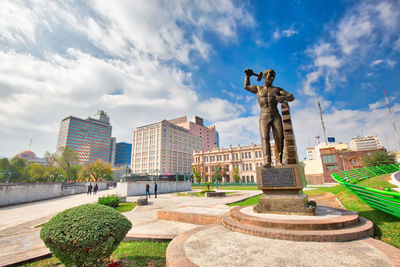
[0,188,117,266]
[0,189,261,266]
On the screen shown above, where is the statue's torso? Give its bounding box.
[257,86,281,117]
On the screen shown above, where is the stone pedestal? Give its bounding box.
[254,164,315,215]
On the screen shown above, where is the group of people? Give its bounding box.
[87,181,158,198]
[145,182,157,198]
[87,183,98,195]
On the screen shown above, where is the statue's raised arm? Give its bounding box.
[244,69,261,94]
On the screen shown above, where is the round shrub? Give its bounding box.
[40,204,132,266]
[98,195,120,208]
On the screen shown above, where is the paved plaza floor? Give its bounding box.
[0,186,399,266]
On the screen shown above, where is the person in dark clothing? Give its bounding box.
[145,183,151,198]
[93,184,98,195]
[87,183,93,195]
[154,182,158,198]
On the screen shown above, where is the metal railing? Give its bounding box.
[331,163,400,218]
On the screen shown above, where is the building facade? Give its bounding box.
[192,143,273,183]
[131,120,202,176]
[348,135,382,151]
[170,116,218,151]
[109,137,117,167]
[56,110,112,165]
[303,140,386,184]
[115,142,132,167]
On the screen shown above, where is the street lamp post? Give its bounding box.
[214,166,220,190]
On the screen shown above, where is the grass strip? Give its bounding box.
[115,202,137,213]
[19,241,170,267]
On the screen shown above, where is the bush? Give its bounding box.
[98,195,120,208]
[40,204,132,266]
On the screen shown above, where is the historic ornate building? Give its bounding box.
[192,143,275,183]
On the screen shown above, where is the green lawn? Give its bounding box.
[230,174,400,248]
[177,191,236,197]
[192,185,258,190]
[115,202,137,213]
[19,241,170,267]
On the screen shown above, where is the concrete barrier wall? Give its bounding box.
[0,182,109,207]
[117,181,191,196]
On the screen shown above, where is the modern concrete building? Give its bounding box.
[192,143,273,183]
[56,110,112,165]
[131,119,202,176]
[348,135,382,151]
[303,140,386,184]
[170,116,218,151]
[115,142,132,167]
[109,137,117,167]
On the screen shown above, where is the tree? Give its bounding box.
[362,150,397,167]
[79,160,113,182]
[45,165,63,182]
[0,158,12,183]
[69,165,81,181]
[9,157,29,182]
[233,167,240,183]
[56,146,79,182]
[45,151,57,166]
[192,167,201,183]
[28,163,47,183]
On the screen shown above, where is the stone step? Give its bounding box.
[229,206,360,230]
[222,214,373,242]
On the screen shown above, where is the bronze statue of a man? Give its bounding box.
[244,69,294,167]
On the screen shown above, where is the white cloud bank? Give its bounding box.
[0,0,252,157]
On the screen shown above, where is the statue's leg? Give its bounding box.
[260,116,272,166]
[272,116,284,164]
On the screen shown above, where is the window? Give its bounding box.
[248,152,251,159]
[322,155,337,164]
[326,165,339,171]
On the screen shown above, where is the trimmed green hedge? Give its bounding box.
[40,204,132,266]
[98,195,120,208]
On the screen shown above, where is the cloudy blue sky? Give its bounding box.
[1,0,399,159]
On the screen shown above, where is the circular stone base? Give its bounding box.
[222,206,373,241]
[166,224,397,267]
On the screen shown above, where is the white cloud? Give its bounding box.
[0,1,253,158]
[292,103,400,159]
[371,59,384,66]
[301,1,400,96]
[273,27,298,40]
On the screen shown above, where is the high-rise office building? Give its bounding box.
[169,116,218,151]
[56,110,112,165]
[109,137,117,167]
[131,119,202,175]
[115,142,132,167]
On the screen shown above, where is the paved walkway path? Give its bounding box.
[1,187,397,267]
[0,189,261,266]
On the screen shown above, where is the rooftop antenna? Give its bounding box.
[317,100,328,144]
[383,86,400,150]
[29,139,32,151]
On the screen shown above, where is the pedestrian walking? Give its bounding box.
[145,183,151,198]
[154,182,158,198]
[87,183,93,195]
[93,183,98,195]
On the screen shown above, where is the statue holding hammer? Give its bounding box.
[244,69,294,167]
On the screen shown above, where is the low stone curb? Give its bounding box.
[166,224,217,267]
[157,210,225,225]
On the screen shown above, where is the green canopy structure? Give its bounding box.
[331,163,400,219]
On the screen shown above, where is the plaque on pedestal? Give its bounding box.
[254,164,315,215]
